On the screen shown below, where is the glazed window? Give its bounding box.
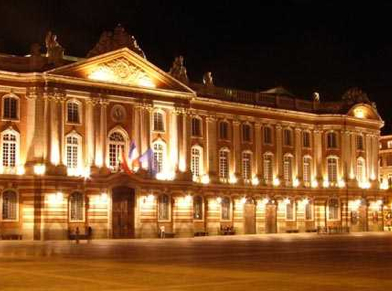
[305,203,313,220]
[263,127,272,144]
[303,156,312,185]
[2,132,17,168]
[356,135,364,151]
[66,135,80,170]
[283,155,293,183]
[2,190,17,220]
[283,129,292,146]
[153,142,165,174]
[193,196,203,220]
[219,121,229,140]
[153,111,164,132]
[67,101,80,124]
[356,158,365,183]
[327,157,338,183]
[328,199,339,220]
[242,152,252,180]
[302,131,310,148]
[263,153,273,183]
[2,96,18,120]
[69,192,84,222]
[221,197,231,220]
[285,201,294,221]
[191,146,202,178]
[158,194,170,221]
[219,148,229,179]
[242,124,251,142]
[108,132,125,170]
[327,132,337,149]
[191,118,202,137]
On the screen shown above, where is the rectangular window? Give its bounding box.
[219,150,229,179]
[303,157,311,184]
[327,158,338,183]
[3,98,18,120]
[192,118,202,137]
[286,203,294,220]
[219,122,228,140]
[305,203,313,220]
[263,154,273,182]
[283,156,292,182]
[263,127,272,144]
[2,192,17,220]
[242,153,251,180]
[242,124,251,142]
[67,102,80,124]
[356,135,364,150]
[283,129,292,146]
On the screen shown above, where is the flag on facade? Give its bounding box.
[138,148,155,175]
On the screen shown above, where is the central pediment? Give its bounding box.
[46,48,194,94]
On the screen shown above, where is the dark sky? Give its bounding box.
[0,1,392,132]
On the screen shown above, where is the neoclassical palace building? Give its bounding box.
[0,26,388,240]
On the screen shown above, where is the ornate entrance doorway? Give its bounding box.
[244,198,256,234]
[265,202,277,233]
[112,186,135,238]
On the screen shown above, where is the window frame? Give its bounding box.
[2,94,20,121]
[283,154,293,183]
[263,152,274,183]
[326,131,338,149]
[66,99,82,125]
[1,190,18,221]
[327,198,340,221]
[157,194,171,222]
[0,128,20,172]
[65,132,82,171]
[356,157,366,183]
[191,117,203,137]
[107,129,128,171]
[283,128,293,147]
[302,131,311,148]
[219,147,230,181]
[193,195,204,221]
[191,145,203,179]
[305,201,314,221]
[242,123,252,143]
[220,196,231,221]
[241,151,252,181]
[285,200,295,221]
[327,156,339,184]
[263,126,273,145]
[152,110,166,132]
[219,120,229,140]
[356,135,364,151]
[153,141,166,174]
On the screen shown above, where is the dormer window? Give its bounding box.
[67,101,80,124]
[2,95,18,120]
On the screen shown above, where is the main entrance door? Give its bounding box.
[265,203,277,233]
[244,199,256,234]
[112,186,135,238]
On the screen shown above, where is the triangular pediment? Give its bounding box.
[46,48,194,94]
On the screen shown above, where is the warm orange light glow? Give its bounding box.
[354,108,365,118]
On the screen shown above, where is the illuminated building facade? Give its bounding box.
[0,27,387,239]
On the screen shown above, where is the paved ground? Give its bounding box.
[1,233,392,291]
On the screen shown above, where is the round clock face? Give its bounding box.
[111,105,126,122]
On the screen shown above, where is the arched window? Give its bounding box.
[327,156,338,183]
[191,117,202,137]
[1,130,18,168]
[219,148,230,179]
[153,142,165,174]
[2,95,18,120]
[263,127,272,144]
[193,196,203,220]
[263,153,273,183]
[66,134,81,170]
[153,111,165,132]
[191,146,202,178]
[305,202,313,220]
[356,135,364,151]
[242,151,252,180]
[328,198,339,220]
[283,129,292,146]
[108,132,125,169]
[303,156,312,185]
[221,197,230,220]
[158,194,170,220]
[356,158,365,183]
[2,190,17,220]
[285,200,295,220]
[66,101,80,124]
[327,132,337,148]
[283,154,293,183]
[302,131,311,148]
[242,124,251,142]
[69,192,84,221]
[219,121,229,140]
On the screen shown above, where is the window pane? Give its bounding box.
[263,127,272,144]
[2,191,17,220]
[219,150,229,179]
[158,195,169,220]
[193,196,203,219]
[70,192,84,221]
[221,197,230,220]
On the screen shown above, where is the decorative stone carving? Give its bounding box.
[45,31,64,65]
[203,72,214,86]
[88,57,154,87]
[87,24,146,59]
[342,87,370,104]
[111,104,126,122]
[169,56,189,83]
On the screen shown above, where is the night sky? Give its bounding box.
[0,1,391,132]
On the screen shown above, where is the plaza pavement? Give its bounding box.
[1,232,392,290]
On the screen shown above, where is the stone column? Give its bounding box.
[294,128,301,180]
[341,130,351,180]
[254,122,262,179]
[372,134,379,181]
[85,99,96,167]
[176,108,185,172]
[365,133,371,180]
[314,128,322,182]
[169,109,178,173]
[25,90,37,164]
[49,96,60,166]
[100,99,108,168]
[206,115,217,179]
[59,97,65,166]
[276,124,282,178]
[232,120,241,178]
[350,132,356,179]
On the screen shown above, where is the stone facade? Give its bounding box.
[0,31,389,240]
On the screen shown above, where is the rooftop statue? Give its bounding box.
[87,24,146,59]
[342,87,370,104]
[203,71,214,86]
[169,56,189,84]
[45,31,64,65]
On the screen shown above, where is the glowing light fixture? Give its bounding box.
[338,179,346,188]
[156,171,175,181]
[216,197,222,204]
[273,177,280,186]
[240,197,247,204]
[323,180,329,188]
[283,198,291,205]
[354,108,365,119]
[17,165,25,175]
[302,198,309,205]
[349,199,361,211]
[311,180,318,188]
[201,174,210,184]
[34,164,46,175]
[293,178,300,188]
[229,174,237,184]
[251,177,260,186]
